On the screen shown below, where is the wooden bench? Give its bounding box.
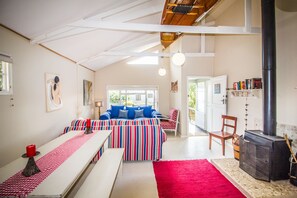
[74,148,124,198]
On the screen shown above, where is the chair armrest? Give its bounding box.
[152,110,162,118]
[160,118,179,124]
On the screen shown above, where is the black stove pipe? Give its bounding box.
[261,0,277,136]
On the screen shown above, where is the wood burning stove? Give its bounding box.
[239,0,291,182]
[240,130,291,181]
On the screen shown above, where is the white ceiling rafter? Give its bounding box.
[69,21,261,34]
[244,0,252,32]
[30,0,258,45]
[31,0,161,44]
[88,22,259,35]
[85,0,151,20]
[86,0,159,21]
[77,33,160,64]
[32,21,260,44]
[99,2,163,22]
[97,51,215,57]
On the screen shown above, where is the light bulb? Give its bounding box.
[158,68,166,76]
[172,52,185,66]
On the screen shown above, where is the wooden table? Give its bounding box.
[0,130,111,197]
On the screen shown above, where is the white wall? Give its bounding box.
[213,0,262,135]
[213,0,297,134]
[94,46,170,117]
[276,6,297,126]
[0,26,94,167]
[170,36,214,136]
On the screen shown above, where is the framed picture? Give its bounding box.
[171,81,178,92]
[45,73,63,112]
[214,83,221,94]
[83,80,92,106]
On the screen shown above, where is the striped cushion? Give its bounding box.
[70,120,112,127]
[70,120,85,127]
[114,118,160,126]
[92,147,104,162]
[63,126,111,134]
[109,125,164,161]
[63,119,166,161]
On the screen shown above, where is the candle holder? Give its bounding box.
[22,157,41,177]
[84,127,93,134]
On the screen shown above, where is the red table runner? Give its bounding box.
[0,132,95,197]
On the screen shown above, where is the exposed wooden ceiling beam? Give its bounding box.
[167,3,204,9]
[166,10,198,15]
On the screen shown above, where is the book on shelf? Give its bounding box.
[231,78,262,90]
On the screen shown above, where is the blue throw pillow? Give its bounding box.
[140,106,152,118]
[126,106,139,119]
[99,112,111,120]
[118,109,128,119]
[110,105,124,118]
[135,109,144,118]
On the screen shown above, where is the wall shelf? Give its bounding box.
[228,89,262,98]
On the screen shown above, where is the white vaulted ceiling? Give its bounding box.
[0,0,164,70]
[1,0,259,71]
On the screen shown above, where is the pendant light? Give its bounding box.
[158,68,166,76]
[172,52,185,66]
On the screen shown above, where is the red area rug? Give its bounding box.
[153,159,245,198]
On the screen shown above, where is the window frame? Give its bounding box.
[0,54,13,95]
[106,85,159,110]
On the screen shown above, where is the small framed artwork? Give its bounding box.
[214,83,221,94]
[171,81,178,92]
[83,80,92,106]
[45,73,63,112]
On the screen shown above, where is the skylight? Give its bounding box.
[127,51,159,65]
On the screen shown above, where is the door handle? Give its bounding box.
[221,99,226,104]
[221,95,227,104]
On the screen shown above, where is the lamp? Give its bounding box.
[172,52,186,66]
[158,68,166,76]
[95,101,103,118]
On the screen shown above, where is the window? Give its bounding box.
[0,54,13,95]
[107,86,159,109]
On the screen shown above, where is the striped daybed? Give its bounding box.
[63,118,167,161]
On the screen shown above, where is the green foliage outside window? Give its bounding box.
[108,88,157,109]
[188,83,196,108]
[188,82,196,122]
[109,91,120,104]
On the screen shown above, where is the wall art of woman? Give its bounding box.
[46,74,63,111]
